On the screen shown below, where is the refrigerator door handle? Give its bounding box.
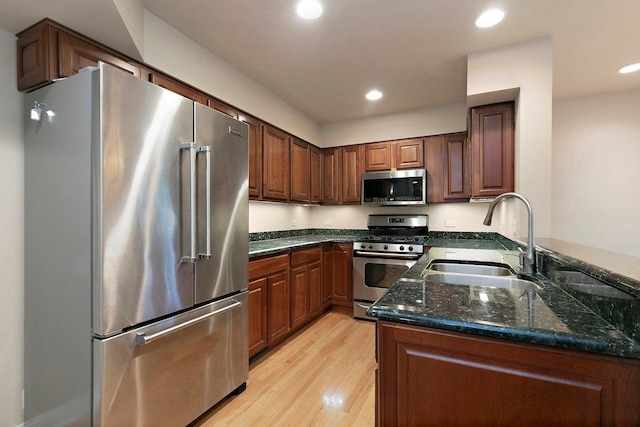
[180,142,197,263]
[196,145,212,259]
[134,299,243,346]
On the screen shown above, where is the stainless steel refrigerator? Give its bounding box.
[24,63,249,426]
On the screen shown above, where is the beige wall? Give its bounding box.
[0,28,24,427]
[553,89,640,257]
[142,11,321,145]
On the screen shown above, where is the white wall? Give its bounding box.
[142,11,321,145]
[320,102,467,147]
[0,28,24,427]
[553,89,640,256]
[467,38,553,241]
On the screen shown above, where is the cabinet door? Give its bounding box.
[290,265,309,330]
[308,261,323,317]
[248,277,268,357]
[425,135,445,203]
[17,20,57,91]
[332,243,353,306]
[263,126,290,201]
[444,133,470,201]
[267,270,290,346]
[378,321,640,427]
[290,138,310,203]
[365,142,392,171]
[340,145,364,204]
[59,32,144,80]
[395,138,424,169]
[321,148,340,204]
[149,72,207,105]
[470,102,514,197]
[310,147,322,204]
[208,99,238,119]
[322,244,334,307]
[240,114,263,200]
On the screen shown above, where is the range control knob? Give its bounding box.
[368,244,374,249]
[408,246,414,251]
[383,245,389,250]
[399,245,405,251]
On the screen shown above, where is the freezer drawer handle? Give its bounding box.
[134,300,243,346]
[196,145,212,259]
[180,142,197,263]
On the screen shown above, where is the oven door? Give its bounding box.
[353,252,418,302]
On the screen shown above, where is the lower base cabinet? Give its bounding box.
[377,321,640,427]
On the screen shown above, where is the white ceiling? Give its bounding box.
[2,0,640,123]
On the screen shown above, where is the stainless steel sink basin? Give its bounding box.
[427,261,514,277]
[422,271,541,291]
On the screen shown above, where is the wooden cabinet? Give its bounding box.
[364,139,424,171]
[470,102,515,198]
[322,244,334,308]
[248,254,290,354]
[149,72,207,105]
[262,125,290,201]
[290,247,323,330]
[443,132,470,201]
[247,277,268,357]
[209,99,238,118]
[321,148,340,204]
[290,138,311,203]
[377,321,640,426]
[364,142,393,171]
[310,147,322,204]
[17,18,147,91]
[331,243,353,307]
[426,132,469,203]
[340,145,364,204]
[239,114,263,200]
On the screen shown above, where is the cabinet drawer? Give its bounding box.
[291,246,322,266]
[249,253,289,279]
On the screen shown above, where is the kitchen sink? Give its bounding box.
[421,271,541,291]
[421,259,540,291]
[427,261,515,277]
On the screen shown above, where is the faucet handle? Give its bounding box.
[517,247,526,267]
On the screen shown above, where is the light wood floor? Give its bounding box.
[192,309,377,426]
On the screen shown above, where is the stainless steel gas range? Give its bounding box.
[353,214,428,320]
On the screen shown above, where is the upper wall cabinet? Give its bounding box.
[444,132,470,201]
[239,114,263,200]
[16,19,147,92]
[321,148,340,205]
[149,73,207,105]
[262,125,291,201]
[310,146,322,204]
[340,145,365,204]
[290,137,311,203]
[470,102,515,198]
[364,139,424,171]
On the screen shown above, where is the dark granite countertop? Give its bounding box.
[248,229,640,359]
[368,247,640,360]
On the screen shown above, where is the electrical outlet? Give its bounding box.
[445,219,457,228]
[324,219,332,226]
[291,219,298,227]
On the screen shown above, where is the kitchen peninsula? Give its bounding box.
[250,229,640,426]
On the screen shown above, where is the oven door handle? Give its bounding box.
[353,251,421,260]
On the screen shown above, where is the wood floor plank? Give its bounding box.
[191,310,376,426]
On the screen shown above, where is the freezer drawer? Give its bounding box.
[94,292,248,426]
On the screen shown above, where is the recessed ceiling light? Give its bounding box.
[475,9,505,28]
[366,90,383,101]
[618,62,640,74]
[297,0,323,20]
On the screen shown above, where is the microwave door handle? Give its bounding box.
[196,146,211,259]
[180,142,196,263]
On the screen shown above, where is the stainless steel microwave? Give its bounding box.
[361,168,427,206]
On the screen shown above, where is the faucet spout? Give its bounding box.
[483,192,537,276]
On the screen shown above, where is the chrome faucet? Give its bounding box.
[483,192,537,276]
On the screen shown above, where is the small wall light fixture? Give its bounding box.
[30,101,55,122]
